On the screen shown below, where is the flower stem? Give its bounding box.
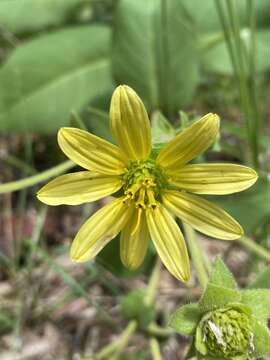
[183,223,209,289]
[0,160,75,194]
[147,322,173,338]
[237,236,270,262]
[149,337,162,360]
[145,258,162,306]
[92,320,137,360]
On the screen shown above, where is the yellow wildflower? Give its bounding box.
[37,85,257,282]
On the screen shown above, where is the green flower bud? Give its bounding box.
[196,305,254,359]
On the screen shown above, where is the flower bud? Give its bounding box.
[196,305,254,359]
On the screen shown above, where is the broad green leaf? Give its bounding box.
[112,0,199,115]
[199,283,241,312]
[203,30,270,75]
[209,257,237,290]
[251,318,270,357]
[250,265,270,289]
[0,0,91,34]
[212,178,270,235]
[0,26,113,133]
[84,107,112,142]
[170,303,201,336]
[241,289,270,322]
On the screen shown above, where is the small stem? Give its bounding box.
[145,258,161,306]
[25,205,47,274]
[237,237,270,262]
[183,223,209,289]
[92,320,137,360]
[149,337,162,360]
[147,322,173,338]
[0,160,75,194]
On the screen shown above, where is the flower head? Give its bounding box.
[197,305,253,358]
[37,85,257,281]
[170,257,270,360]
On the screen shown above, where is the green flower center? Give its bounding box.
[201,307,253,359]
[122,159,168,210]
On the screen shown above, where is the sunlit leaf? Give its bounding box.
[203,30,270,75]
[0,0,91,34]
[112,0,199,114]
[0,26,113,133]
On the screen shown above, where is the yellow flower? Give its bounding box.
[37,85,257,282]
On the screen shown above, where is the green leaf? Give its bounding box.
[203,30,270,75]
[212,178,270,235]
[85,107,112,142]
[0,26,113,133]
[151,111,175,145]
[251,318,270,357]
[199,283,241,312]
[0,0,91,34]
[241,289,270,322]
[170,303,201,336]
[112,0,199,115]
[250,265,270,289]
[209,256,237,290]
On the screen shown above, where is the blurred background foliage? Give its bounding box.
[1,0,270,236]
[0,0,269,133]
[1,0,270,359]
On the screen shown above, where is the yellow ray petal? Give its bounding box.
[120,208,150,270]
[110,85,151,160]
[162,190,243,240]
[37,171,123,206]
[70,197,132,262]
[156,113,220,172]
[170,163,258,195]
[58,127,127,175]
[146,206,190,282]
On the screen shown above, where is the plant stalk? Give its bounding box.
[183,223,209,289]
[0,160,75,194]
[238,237,270,262]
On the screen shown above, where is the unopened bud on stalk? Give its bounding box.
[196,305,254,359]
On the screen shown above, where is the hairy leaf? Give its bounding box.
[241,289,270,322]
[170,303,201,336]
[209,257,237,290]
[199,283,241,312]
